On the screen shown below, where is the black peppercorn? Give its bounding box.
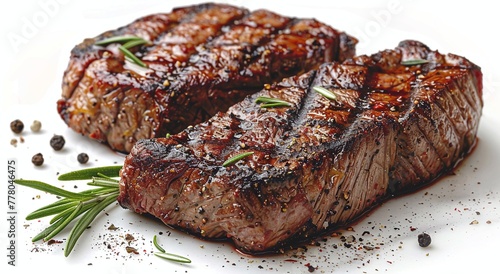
[77,153,89,164]
[32,153,44,166]
[10,119,24,134]
[50,135,65,151]
[418,232,431,247]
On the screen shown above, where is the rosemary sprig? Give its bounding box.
[94,35,150,68]
[313,86,337,101]
[255,96,291,108]
[14,166,123,257]
[401,59,429,66]
[222,151,254,167]
[153,235,191,263]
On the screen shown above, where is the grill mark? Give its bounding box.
[142,4,248,74]
[62,10,191,100]
[162,11,296,135]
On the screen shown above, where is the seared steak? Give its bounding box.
[117,40,482,254]
[57,3,357,152]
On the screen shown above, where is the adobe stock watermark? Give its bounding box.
[7,0,69,53]
[349,0,404,49]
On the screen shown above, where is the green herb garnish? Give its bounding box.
[14,166,123,257]
[153,235,191,263]
[313,86,337,100]
[95,35,147,46]
[222,151,254,167]
[95,35,150,68]
[401,59,429,66]
[255,96,291,108]
[119,46,147,67]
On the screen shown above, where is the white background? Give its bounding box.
[1,0,499,273]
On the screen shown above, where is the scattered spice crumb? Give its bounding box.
[125,233,135,242]
[108,224,119,231]
[126,246,139,254]
[47,239,63,245]
[19,136,25,143]
[10,138,17,147]
[470,220,479,225]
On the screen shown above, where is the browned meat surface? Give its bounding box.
[117,40,483,254]
[57,3,357,152]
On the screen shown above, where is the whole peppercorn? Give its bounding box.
[50,135,65,151]
[30,120,42,132]
[417,232,431,247]
[77,153,89,164]
[32,153,44,166]
[10,119,24,134]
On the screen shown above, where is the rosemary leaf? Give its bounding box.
[153,235,166,253]
[222,151,254,167]
[32,217,67,242]
[64,193,119,257]
[260,102,290,108]
[44,203,83,241]
[94,35,144,46]
[120,46,147,68]
[58,165,122,181]
[313,86,337,100]
[154,252,192,264]
[88,177,120,188]
[50,202,95,225]
[401,59,429,66]
[14,180,93,199]
[27,198,76,217]
[121,38,151,49]
[255,96,291,106]
[26,200,79,220]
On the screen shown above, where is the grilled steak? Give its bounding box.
[57,3,357,152]
[117,40,483,253]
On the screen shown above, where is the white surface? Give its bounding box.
[1,1,499,273]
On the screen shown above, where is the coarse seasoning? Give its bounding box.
[50,135,65,151]
[32,153,44,166]
[30,120,42,132]
[417,233,431,247]
[10,119,24,133]
[77,153,89,164]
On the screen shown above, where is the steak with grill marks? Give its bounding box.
[57,3,357,153]
[117,40,483,253]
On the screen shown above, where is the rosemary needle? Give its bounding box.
[401,59,429,66]
[255,96,291,108]
[153,235,166,253]
[58,165,122,180]
[313,86,337,101]
[94,35,145,46]
[222,151,254,167]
